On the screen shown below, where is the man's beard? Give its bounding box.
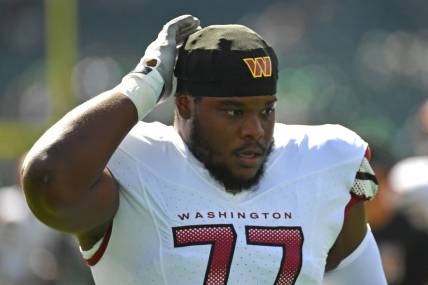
[188,117,273,194]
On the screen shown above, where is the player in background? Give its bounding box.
[20,15,386,284]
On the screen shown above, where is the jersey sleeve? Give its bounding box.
[345,147,378,215]
[350,147,378,200]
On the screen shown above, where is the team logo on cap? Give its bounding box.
[243,56,272,78]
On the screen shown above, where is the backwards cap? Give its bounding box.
[174,24,278,97]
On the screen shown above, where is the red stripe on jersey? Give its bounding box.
[365,146,372,160]
[85,223,113,266]
[345,193,367,217]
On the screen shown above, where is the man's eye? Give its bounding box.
[225,110,243,117]
[261,107,275,116]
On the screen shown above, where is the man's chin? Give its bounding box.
[207,163,265,194]
[230,167,261,181]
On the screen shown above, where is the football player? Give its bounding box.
[21,15,386,284]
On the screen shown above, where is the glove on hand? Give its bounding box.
[136,15,200,102]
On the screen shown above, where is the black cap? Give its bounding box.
[174,24,278,97]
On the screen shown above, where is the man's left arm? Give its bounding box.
[324,151,387,284]
[324,202,386,284]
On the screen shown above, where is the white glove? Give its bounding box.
[115,15,200,119]
[137,14,200,101]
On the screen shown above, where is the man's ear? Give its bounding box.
[175,95,193,119]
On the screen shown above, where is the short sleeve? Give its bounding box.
[345,147,378,215]
[350,150,378,200]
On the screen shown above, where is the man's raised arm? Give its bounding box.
[20,15,200,249]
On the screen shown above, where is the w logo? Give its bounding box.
[243,56,272,78]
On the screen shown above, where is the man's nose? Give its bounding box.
[240,115,264,140]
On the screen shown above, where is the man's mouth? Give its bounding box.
[238,152,259,158]
[234,146,265,167]
[236,148,263,157]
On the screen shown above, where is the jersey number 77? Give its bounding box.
[172,224,304,285]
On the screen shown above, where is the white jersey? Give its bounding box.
[82,122,375,285]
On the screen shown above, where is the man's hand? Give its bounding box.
[116,15,200,120]
[138,15,200,101]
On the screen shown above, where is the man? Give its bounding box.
[21,15,386,284]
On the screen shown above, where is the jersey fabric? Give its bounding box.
[81,122,375,285]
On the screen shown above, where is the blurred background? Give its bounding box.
[1,0,428,284]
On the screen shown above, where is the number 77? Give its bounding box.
[173,224,304,285]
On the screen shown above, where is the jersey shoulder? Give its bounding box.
[117,121,184,158]
[126,121,179,145]
[107,122,188,188]
[273,123,367,160]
